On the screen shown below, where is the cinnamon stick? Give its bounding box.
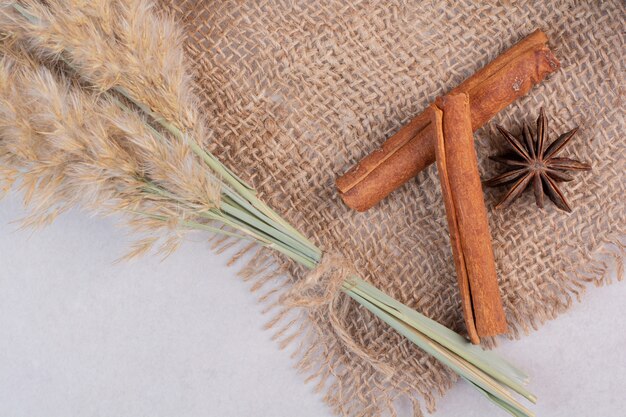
[433,93,507,342]
[336,29,560,211]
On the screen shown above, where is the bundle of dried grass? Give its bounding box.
[0,1,536,415]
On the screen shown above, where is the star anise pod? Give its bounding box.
[485,108,591,212]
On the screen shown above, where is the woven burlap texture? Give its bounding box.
[158,1,625,416]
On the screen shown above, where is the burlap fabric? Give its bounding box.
[157,1,625,415]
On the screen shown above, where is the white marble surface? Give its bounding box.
[0,193,624,417]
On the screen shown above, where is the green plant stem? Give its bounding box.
[141,180,319,267]
[346,282,534,417]
[144,175,533,416]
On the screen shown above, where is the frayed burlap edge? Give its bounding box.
[208,229,623,416]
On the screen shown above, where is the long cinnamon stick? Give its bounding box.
[433,93,507,342]
[336,29,560,211]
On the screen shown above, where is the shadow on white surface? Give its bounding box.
[0,193,624,417]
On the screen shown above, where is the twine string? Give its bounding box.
[282,253,395,379]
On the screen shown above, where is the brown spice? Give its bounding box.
[336,29,560,212]
[433,93,508,343]
[484,108,592,212]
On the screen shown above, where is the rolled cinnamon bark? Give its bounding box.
[433,93,507,342]
[336,29,560,211]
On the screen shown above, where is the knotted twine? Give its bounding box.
[281,253,395,379]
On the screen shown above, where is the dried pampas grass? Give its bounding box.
[0,2,537,416]
[0,39,219,255]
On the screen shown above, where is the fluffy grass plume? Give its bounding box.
[0,0,198,131]
[0,40,220,256]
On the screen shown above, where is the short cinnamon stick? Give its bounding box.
[433,93,507,342]
[336,29,560,211]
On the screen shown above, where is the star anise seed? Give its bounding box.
[484,108,591,212]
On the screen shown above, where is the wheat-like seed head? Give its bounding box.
[0,0,200,133]
[0,39,220,256]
